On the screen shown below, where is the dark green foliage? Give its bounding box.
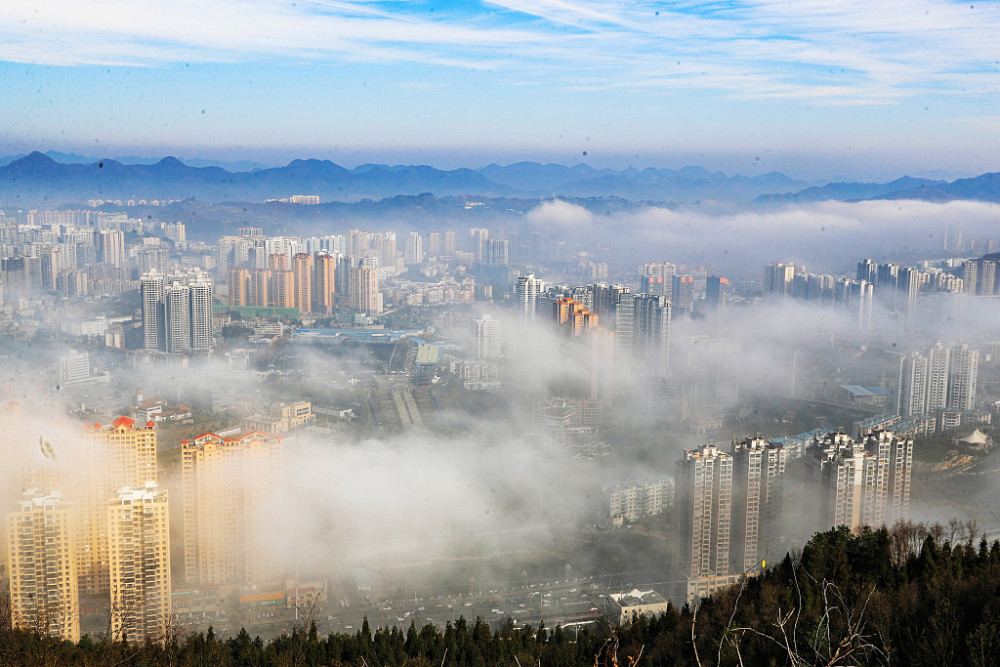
[6,526,1000,665]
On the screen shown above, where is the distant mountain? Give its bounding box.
[756,173,1000,204]
[0,153,513,205]
[0,151,272,172]
[1,151,999,207]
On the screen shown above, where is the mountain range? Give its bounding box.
[1,151,999,207]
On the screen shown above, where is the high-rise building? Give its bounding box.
[552,297,600,336]
[292,252,313,313]
[229,268,250,307]
[107,483,171,643]
[640,263,675,298]
[250,268,271,307]
[897,351,928,417]
[312,253,336,315]
[188,272,214,351]
[671,275,695,313]
[704,276,728,309]
[472,313,502,360]
[763,262,795,297]
[730,437,785,574]
[77,417,159,596]
[98,229,125,267]
[163,282,191,353]
[469,228,489,261]
[590,283,629,320]
[617,293,671,373]
[141,269,214,353]
[807,430,912,530]
[140,270,165,350]
[6,492,80,642]
[271,269,295,309]
[405,231,424,266]
[675,444,733,587]
[856,259,877,284]
[350,265,382,315]
[444,230,456,254]
[181,432,284,586]
[926,344,951,413]
[948,344,979,410]
[515,274,544,319]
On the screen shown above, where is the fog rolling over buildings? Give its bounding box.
[7,179,1000,647]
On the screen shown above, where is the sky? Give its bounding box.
[1,0,999,179]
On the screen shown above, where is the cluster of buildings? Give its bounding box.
[674,428,913,601]
[5,418,286,643]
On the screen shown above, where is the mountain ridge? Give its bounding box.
[0,151,998,207]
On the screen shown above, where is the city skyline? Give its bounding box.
[1,1,999,180]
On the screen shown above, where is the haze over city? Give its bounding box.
[2,2,1000,666]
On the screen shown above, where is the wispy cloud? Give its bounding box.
[1,0,998,104]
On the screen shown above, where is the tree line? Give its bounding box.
[3,520,1000,665]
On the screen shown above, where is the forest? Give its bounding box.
[3,521,1000,666]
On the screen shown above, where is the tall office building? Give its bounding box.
[472,313,502,360]
[181,432,284,586]
[675,444,733,588]
[704,276,728,309]
[107,483,171,643]
[312,253,336,315]
[515,274,544,319]
[671,275,695,313]
[444,230,456,254]
[730,437,785,574]
[6,492,80,642]
[292,252,313,313]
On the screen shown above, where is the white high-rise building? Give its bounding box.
[515,274,544,319]
[926,344,951,413]
[472,313,502,360]
[140,269,214,353]
[898,352,928,417]
[404,231,424,266]
[188,272,214,351]
[948,344,979,410]
[140,270,164,350]
[164,282,191,354]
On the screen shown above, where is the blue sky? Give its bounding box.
[1,0,998,178]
